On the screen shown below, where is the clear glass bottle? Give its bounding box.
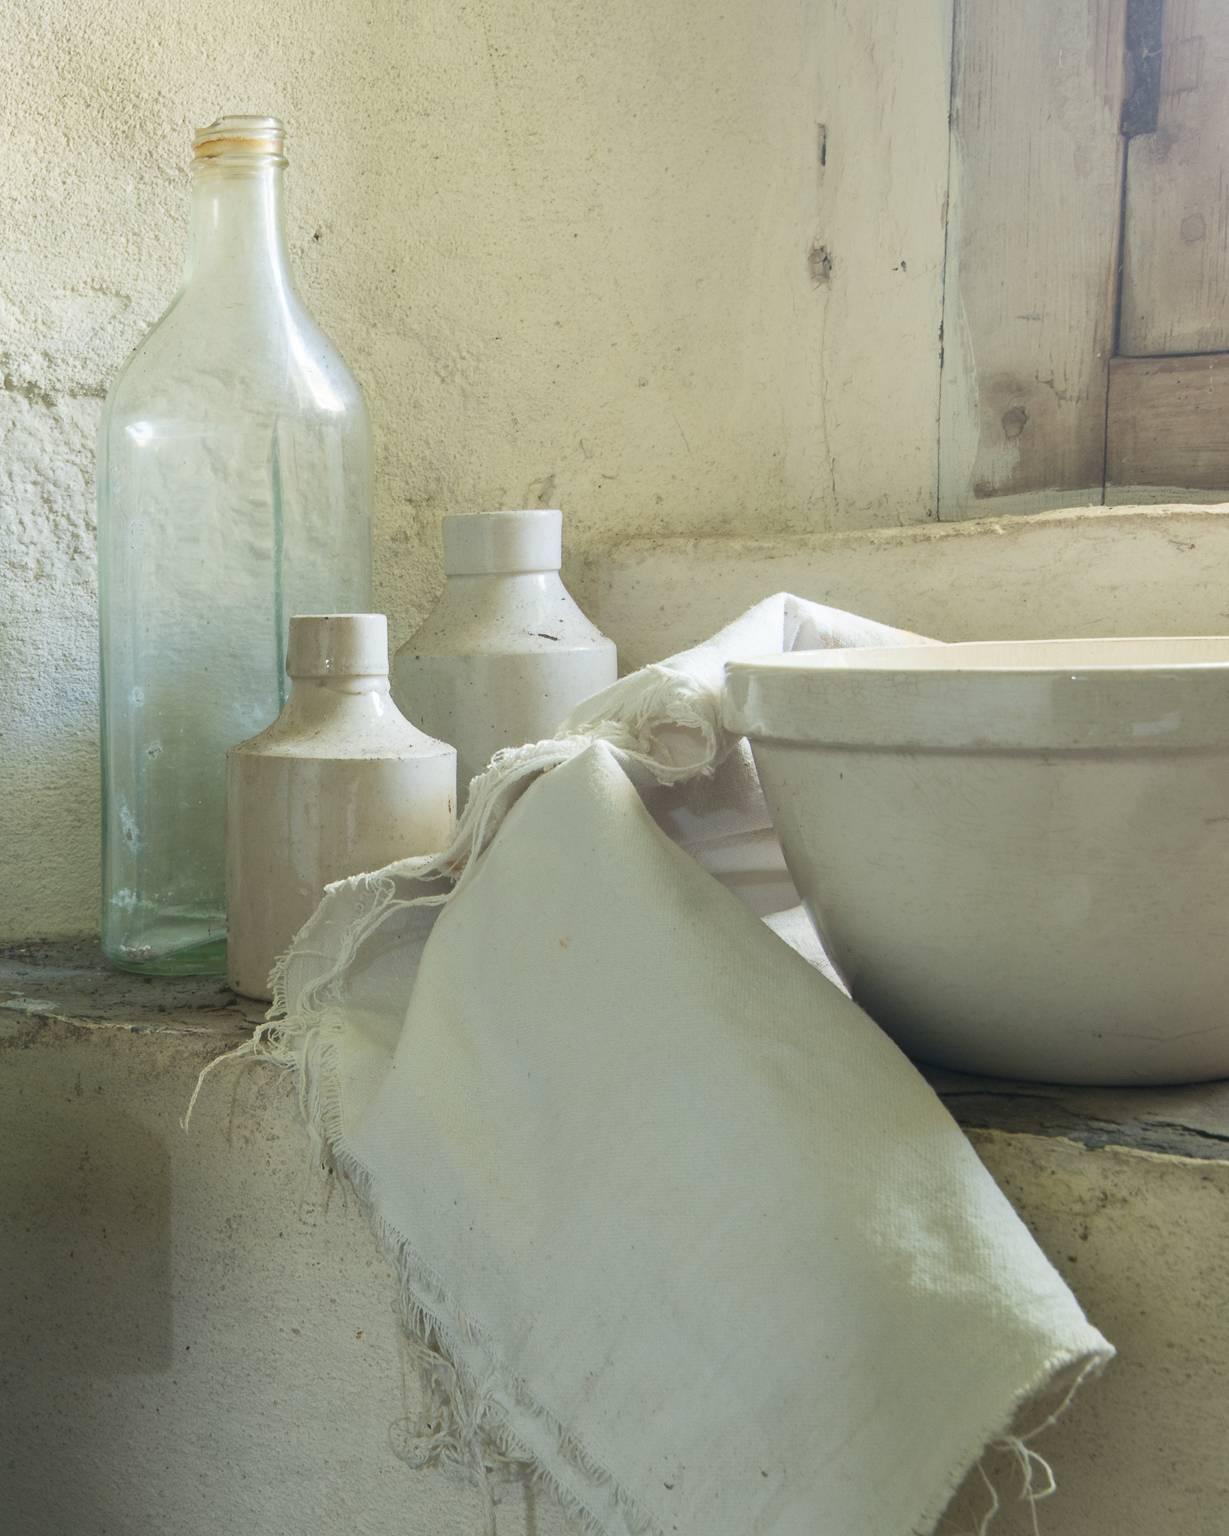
[98,115,372,975]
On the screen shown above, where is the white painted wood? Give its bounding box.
[1107,352,1229,492]
[812,0,953,528]
[1121,0,1229,355]
[571,506,1229,669]
[1098,482,1229,505]
[938,1,1128,519]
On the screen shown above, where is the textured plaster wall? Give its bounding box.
[0,0,953,939]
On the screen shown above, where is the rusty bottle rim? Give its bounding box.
[192,115,286,166]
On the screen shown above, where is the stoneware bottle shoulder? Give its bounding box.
[232,685,453,760]
[391,510,617,798]
[226,614,456,1000]
[403,573,613,659]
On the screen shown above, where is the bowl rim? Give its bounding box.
[725,635,1229,678]
[722,636,1229,751]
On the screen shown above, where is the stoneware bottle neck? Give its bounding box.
[283,613,394,715]
[273,673,406,742]
[289,674,392,699]
[448,568,561,585]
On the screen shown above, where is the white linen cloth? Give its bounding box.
[220,594,1112,1536]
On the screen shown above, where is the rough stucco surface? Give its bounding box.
[0,0,953,938]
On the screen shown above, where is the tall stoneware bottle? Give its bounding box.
[393,510,617,798]
[226,614,456,1001]
[97,115,372,975]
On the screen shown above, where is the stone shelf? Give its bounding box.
[0,937,260,1039]
[929,1067,1229,1162]
[2,939,1226,1535]
[6,939,1225,1164]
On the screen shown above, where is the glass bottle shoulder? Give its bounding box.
[101,282,367,432]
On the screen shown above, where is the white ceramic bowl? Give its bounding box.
[724,637,1229,1085]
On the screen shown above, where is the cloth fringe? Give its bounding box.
[181,657,739,1529]
[192,947,1091,1536]
[209,995,664,1536]
[944,1351,1101,1536]
[185,656,730,1132]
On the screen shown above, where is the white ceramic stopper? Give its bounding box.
[443,509,563,576]
[287,613,388,679]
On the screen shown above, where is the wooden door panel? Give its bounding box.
[938,0,1128,518]
[1107,352,1229,494]
[1121,0,1229,357]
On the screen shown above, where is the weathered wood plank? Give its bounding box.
[1121,0,1229,356]
[938,0,1128,518]
[812,0,953,529]
[1106,352,1229,493]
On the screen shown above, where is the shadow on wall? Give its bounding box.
[0,1083,172,1525]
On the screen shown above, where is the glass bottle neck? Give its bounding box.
[184,160,294,298]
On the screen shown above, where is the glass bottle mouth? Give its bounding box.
[192,115,286,166]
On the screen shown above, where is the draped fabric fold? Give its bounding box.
[206,594,1111,1536]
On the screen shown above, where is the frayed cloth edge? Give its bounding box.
[913,1346,1112,1536]
[195,992,664,1536]
[190,934,1111,1536]
[183,631,1110,1535]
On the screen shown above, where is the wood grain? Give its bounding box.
[1106,352,1229,492]
[938,0,1128,518]
[1121,0,1229,355]
[813,0,953,529]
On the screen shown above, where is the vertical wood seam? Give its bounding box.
[935,0,960,522]
[939,0,1130,518]
[1103,33,1136,504]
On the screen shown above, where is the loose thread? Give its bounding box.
[973,1460,1001,1536]
[183,683,736,1138]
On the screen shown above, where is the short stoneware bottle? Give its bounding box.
[226,614,456,1000]
[392,510,617,797]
